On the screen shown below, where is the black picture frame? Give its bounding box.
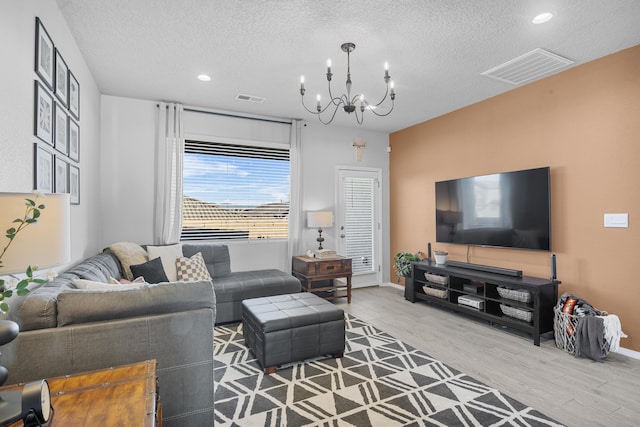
[68,70,80,120]
[54,102,68,155]
[34,80,54,146]
[69,164,80,205]
[35,17,54,90]
[34,143,54,193]
[54,48,69,107]
[68,118,80,162]
[54,155,68,194]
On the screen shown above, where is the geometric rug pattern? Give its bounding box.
[214,314,565,426]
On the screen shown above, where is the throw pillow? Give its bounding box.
[130,257,169,284]
[146,244,183,282]
[73,278,146,290]
[176,252,212,282]
[107,242,148,280]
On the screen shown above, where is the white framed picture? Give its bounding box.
[34,143,54,193]
[54,103,68,155]
[34,81,54,146]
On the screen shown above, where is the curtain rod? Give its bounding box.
[181,106,293,125]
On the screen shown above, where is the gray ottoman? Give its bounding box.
[242,293,345,374]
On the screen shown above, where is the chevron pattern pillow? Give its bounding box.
[176,252,212,282]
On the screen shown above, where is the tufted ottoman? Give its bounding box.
[242,293,345,374]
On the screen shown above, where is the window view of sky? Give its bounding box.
[183,153,290,208]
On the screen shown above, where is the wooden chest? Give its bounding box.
[292,256,351,277]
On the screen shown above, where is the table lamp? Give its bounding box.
[0,193,69,426]
[307,211,333,250]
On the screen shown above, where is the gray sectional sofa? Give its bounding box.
[3,242,301,427]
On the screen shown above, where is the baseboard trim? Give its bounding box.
[383,282,403,290]
[613,346,640,360]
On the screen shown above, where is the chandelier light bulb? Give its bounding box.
[384,62,389,71]
[300,75,305,84]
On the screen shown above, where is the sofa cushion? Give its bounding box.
[130,257,169,284]
[56,280,216,327]
[182,244,231,278]
[176,252,211,282]
[147,244,183,282]
[213,269,301,303]
[66,253,122,283]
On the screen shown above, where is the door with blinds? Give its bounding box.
[336,167,382,287]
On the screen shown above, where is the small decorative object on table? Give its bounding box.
[433,250,448,265]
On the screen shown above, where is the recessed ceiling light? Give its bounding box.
[532,12,554,24]
[197,74,211,82]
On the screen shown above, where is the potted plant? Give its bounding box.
[393,252,421,281]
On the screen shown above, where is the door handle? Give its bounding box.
[340,234,345,238]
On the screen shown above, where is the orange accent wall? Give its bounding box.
[390,45,640,352]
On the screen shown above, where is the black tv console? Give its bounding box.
[405,260,560,346]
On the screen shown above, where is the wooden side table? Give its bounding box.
[292,256,352,303]
[1,360,159,426]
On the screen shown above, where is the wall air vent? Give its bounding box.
[481,48,574,85]
[235,94,265,104]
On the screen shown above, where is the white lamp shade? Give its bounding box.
[0,193,70,274]
[307,211,333,228]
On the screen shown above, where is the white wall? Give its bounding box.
[299,121,391,282]
[0,1,102,265]
[100,97,391,280]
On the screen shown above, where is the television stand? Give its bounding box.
[405,260,560,346]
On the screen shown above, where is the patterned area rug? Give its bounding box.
[214,315,565,426]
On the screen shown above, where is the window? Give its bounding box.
[182,140,290,240]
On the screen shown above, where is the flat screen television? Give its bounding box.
[435,167,551,251]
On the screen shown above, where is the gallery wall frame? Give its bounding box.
[68,118,80,162]
[69,164,80,205]
[69,71,80,120]
[54,156,69,194]
[34,80,54,146]
[54,102,68,155]
[34,143,54,193]
[35,17,54,90]
[55,48,69,107]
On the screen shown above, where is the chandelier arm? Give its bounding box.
[367,100,395,117]
[370,85,391,108]
[301,95,346,116]
[318,102,342,125]
[327,81,342,107]
[354,106,364,125]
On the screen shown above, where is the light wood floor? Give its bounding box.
[334,286,640,427]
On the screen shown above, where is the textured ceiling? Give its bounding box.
[56,0,640,133]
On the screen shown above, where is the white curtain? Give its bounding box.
[287,119,303,261]
[154,103,184,244]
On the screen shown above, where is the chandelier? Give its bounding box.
[299,42,395,125]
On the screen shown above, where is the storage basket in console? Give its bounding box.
[422,285,448,299]
[500,304,533,322]
[497,286,532,303]
[424,273,448,285]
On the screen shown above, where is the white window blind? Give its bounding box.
[344,177,375,274]
[182,140,290,240]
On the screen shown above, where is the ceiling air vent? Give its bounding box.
[235,94,265,104]
[481,48,574,85]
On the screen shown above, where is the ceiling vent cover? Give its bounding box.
[235,94,265,104]
[481,48,574,85]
